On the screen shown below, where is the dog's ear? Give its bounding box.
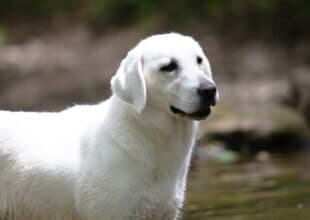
[111,52,147,113]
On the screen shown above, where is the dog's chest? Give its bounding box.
[113,174,180,220]
[129,196,179,220]
[84,137,186,219]
[81,112,197,219]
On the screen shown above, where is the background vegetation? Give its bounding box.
[1,0,310,41]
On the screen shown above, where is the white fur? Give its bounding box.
[0,33,218,220]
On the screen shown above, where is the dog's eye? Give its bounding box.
[160,61,178,72]
[197,56,203,64]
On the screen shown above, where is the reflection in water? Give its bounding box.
[183,151,310,220]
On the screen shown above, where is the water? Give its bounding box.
[183,151,310,220]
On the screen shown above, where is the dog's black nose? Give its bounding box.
[197,86,217,98]
[197,85,217,105]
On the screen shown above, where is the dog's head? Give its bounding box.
[111,33,219,121]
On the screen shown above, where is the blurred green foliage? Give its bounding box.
[0,27,6,47]
[0,0,309,39]
[0,0,80,18]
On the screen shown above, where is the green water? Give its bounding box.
[183,151,310,220]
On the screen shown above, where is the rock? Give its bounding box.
[256,151,271,162]
[198,103,309,154]
[285,67,310,124]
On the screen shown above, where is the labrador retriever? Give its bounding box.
[0,33,218,220]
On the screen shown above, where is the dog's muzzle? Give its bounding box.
[170,84,217,120]
[170,106,211,120]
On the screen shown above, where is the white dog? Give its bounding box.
[0,33,218,220]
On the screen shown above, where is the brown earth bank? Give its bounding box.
[0,24,309,155]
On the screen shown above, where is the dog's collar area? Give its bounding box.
[170,106,211,120]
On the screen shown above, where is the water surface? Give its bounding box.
[183,151,310,220]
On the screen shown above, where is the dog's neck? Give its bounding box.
[103,95,198,169]
[107,94,197,137]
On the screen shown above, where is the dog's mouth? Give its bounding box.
[170,106,211,120]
